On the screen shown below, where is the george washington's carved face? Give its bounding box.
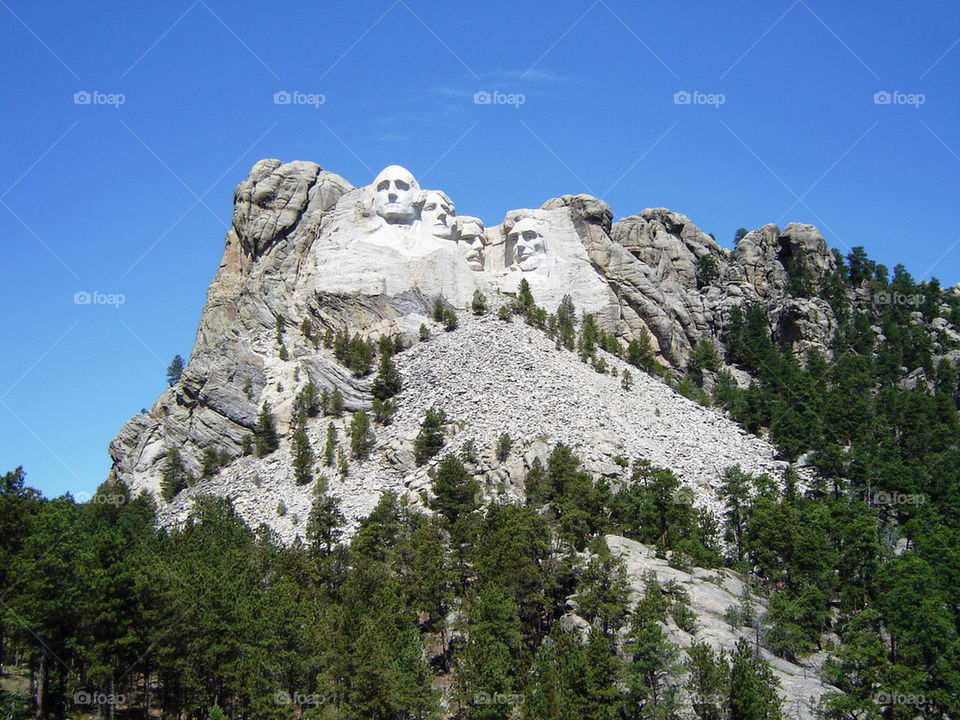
[508,218,546,270]
[421,190,455,239]
[372,165,420,224]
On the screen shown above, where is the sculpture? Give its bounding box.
[506,217,546,271]
[372,165,421,224]
[421,190,455,239]
[454,216,485,271]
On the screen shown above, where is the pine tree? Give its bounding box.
[166,354,184,386]
[419,323,431,341]
[349,411,375,460]
[371,349,402,400]
[306,485,345,558]
[433,297,445,321]
[621,368,633,390]
[443,308,458,331]
[429,455,479,525]
[496,432,512,462]
[294,381,320,417]
[472,289,487,315]
[160,447,190,501]
[291,418,314,485]
[414,407,447,465]
[253,401,279,457]
[329,388,344,416]
[728,639,781,720]
[324,422,337,466]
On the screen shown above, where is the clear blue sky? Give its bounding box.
[3,0,959,499]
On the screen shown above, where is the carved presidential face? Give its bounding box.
[372,165,420,224]
[508,218,546,271]
[462,222,487,272]
[421,191,455,239]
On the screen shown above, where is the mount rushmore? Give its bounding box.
[108,158,843,520]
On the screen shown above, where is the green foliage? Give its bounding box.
[433,297,445,321]
[728,639,782,720]
[496,432,512,462]
[293,381,320,418]
[349,410,375,460]
[443,308,459,331]
[497,305,511,322]
[291,417,314,485]
[200,446,230,479]
[329,387,344,416]
[166,353,184,386]
[371,347,402,401]
[323,421,337,466]
[414,407,447,465]
[160,447,191,501]
[253,401,279,457]
[429,455,479,525]
[734,227,748,242]
[696,254,720,287]
[419,322,431,341]
[206,704,228,720]
[472,289,488,315]
[627,328,656,371]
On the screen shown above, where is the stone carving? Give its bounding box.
[454,215,485,271]
[421,190,455,239]
[372,164,420,224]
[506,217,546,271]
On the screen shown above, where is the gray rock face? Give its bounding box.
[108,158,845,506]
[606,535,839,720]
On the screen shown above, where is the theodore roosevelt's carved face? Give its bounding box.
[421,190,455,239]
[508,218,546,271]
[373,165,420,224]
[455,217,485,270]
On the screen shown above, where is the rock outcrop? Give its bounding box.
[606,535,839,720]
[108,158,843,519]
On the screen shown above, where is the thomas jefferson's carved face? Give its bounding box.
[421,191,455,239]
[508,218,546,271]
[373,165,420,224]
